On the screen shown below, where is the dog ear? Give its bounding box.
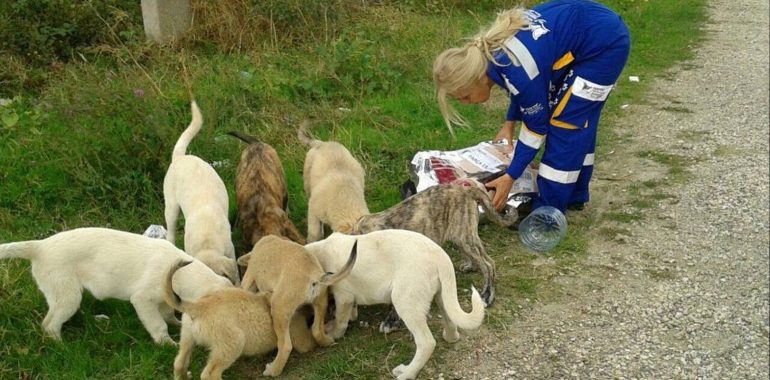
[399,179,417,200]
[336,223,354,234]
[236,253,252,267]
[218,257,241,286]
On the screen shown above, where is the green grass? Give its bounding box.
[636,150,693,182]
[0,0,708,378]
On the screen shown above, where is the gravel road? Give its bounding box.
[440,0,770,378]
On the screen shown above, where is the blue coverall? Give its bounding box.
[486,0,631,212]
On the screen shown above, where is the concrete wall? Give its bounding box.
[141,0,191,44]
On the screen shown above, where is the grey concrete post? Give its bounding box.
[141,0,191,44]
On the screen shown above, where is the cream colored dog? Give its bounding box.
[0,227,232,344]
[237,235,357,377]
[305,230,485,380]
[164,261,317,380]
[163,101,239,286]
[298,121,369,242]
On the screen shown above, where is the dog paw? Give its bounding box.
[45,330,63,341]
[392,364,407,377]
[331,328,347,340]
[459,261,476,273]
[379,320,402,334]
[481,290,495,307]
[263,363,281,377]
[442,329,460,343]
[315,334,334,347]
[157,336,177,346]
[392,364,417,379]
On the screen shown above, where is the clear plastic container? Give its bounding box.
[518,206,568,253]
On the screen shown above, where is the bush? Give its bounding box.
[0,0,143,66]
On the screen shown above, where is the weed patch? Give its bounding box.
[0,0,709,378]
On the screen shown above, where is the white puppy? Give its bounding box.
[305,230,485,380]
[298,122,369,242]
[163,101,239,285]
[0,227,232,344]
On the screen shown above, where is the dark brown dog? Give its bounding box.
[228,131,305,250]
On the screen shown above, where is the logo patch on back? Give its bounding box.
[571,77,614,102]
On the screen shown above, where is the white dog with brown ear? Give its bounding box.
[305,230,485,380]
[163,101,240,286]
[298,121,369,242]
[0,227,232,344]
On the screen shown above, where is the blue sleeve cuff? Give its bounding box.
[505,143,538,179]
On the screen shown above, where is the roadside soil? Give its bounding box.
[430,0,770,378]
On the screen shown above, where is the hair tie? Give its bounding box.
[472,37,486,49]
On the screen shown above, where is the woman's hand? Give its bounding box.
[485,173,515,211]
[494,120,516,152]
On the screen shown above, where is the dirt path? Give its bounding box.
[439,0,770,378]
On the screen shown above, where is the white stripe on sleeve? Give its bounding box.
[518,127,545,149]
[538,163,580,184]
[504,37,540,80]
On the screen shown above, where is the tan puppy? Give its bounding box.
[0,227,232,344]
[298,121,369,242]
[237,235,357,377]
[163,101,240,286]
[227,131,305,249]
[164,261,316,380]
[305,230,485,380]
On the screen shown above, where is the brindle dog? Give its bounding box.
[228,131,305,252]
[352,184,516,331]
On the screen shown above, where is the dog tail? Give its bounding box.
[226,130,259,145]
[320,240,358,285]
[297,119,322,148]
[163,259,195,313]
[437,258,485,330]
[471,186,518,227]
[171,101,203,162]
[0,241,39,261]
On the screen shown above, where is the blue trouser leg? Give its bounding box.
[534,30,630,213]
[533,123,595,213]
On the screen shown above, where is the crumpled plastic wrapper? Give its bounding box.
[143,224,167,239]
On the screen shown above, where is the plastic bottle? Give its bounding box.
[518,206,568,253]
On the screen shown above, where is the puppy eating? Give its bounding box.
[0,227,232,344]
[164,261,316,380]
[163,101,239,285]
[305,230,485,380]
[353,184,517,307]
[298,121,369,242]
[237,235,357,377]
[227,131,305,249]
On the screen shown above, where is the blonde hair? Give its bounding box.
[433,7,529,135]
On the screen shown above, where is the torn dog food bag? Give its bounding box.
[409,140,538,208]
